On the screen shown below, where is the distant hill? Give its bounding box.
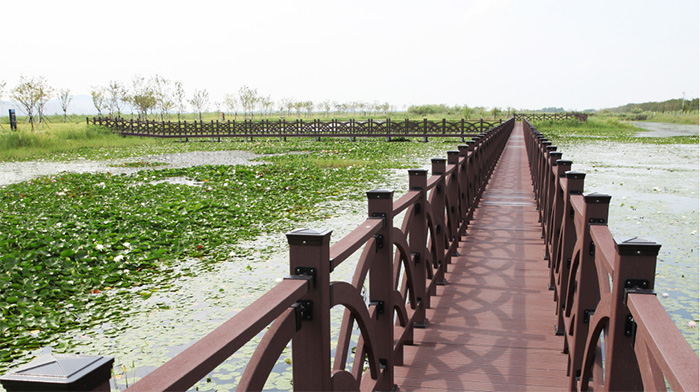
[602,98,699,113]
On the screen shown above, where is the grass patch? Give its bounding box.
[532,117,698,145]
[0,124,166,162]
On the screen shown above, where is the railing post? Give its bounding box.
[366,190,396,391]
[408,169,429,325]
[553,171,585,335]
[603,238,660,391]
[431,158,448,282]
[565,192,611,390]
[286,229,332,391]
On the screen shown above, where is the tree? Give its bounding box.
[491,107,501,119]
[462,105,473,120]
[189,89,210,121]
[280,98,294,117]
[173,81,187,121]
[259,95,273,117]
[90,86,107,116]
[106,81,128,118]
[318,100,331,117]
[35,81,54,128]
[238,85,259,119]
[11,75,52,131]
[0,80,6,101]
[57,88,73,123]
[303,100,314,117]
[129,75,156,120]
[224,94,238,119]
[152,75,174,120]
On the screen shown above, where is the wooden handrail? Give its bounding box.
[524,119,698,391]
[126,278,310,391]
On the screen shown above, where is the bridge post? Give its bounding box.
[286,229,333,391]
[431,158,448,282]
[408,169,429,326]
[541,149,562,245]
[553,172,585,336]
[598,238,660,391]
[366,190,396,391]
[565,193,611,390]
[464,141,476,219]
[457,145,470,233]
[446,151,461,254]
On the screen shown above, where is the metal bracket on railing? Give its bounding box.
[411,252,420,265]
[369,300,384,319]
[583,309,595,324]
[589,241,596,256]
[374,235,384,251]
[285,267,317,289]
[588,218,606,224]
[623,287,655,306]
[291,300,313,331]
[371,212,387,227]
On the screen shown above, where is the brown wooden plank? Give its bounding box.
[394,123,568,391]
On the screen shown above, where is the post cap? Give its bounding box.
[566,171,586,180]
[367,189,394,199]
[556,160,573,167]
[0,354,114,391]
[615,237,662,256]
[408,168,428,177]
[286,228,332,246]
[584,192,612,204]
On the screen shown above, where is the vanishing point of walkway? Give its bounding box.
[394,124,568,391]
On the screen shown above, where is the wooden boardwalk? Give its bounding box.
[395,124,569,391]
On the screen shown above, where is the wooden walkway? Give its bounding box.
[394,123,569,391]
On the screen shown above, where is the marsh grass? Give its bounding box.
[532,117,698,145]
[0,124,164,161]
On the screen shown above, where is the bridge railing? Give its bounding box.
[118,119,514,391]
[524,120,698,391]
[87,117,502,141]
[514,112,588,122]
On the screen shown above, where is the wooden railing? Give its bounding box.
[122,119,515,391]
[524,119,698,391]
[86,117,502,141]
[514,112,588,122]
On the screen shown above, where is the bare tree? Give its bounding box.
[106,81,128,118]
[90,86,107,116]
[0,80,6,101]
[224,93,238,119]
[238,85,259,119]
[57,88,73,122]
[11,75,52,131]
[173,81,186,120]
[189,89,210,121]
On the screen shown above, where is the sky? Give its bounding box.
[1,0,698,112]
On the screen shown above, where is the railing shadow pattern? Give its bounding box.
[524,120,698,391]
[123,119,515,391]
